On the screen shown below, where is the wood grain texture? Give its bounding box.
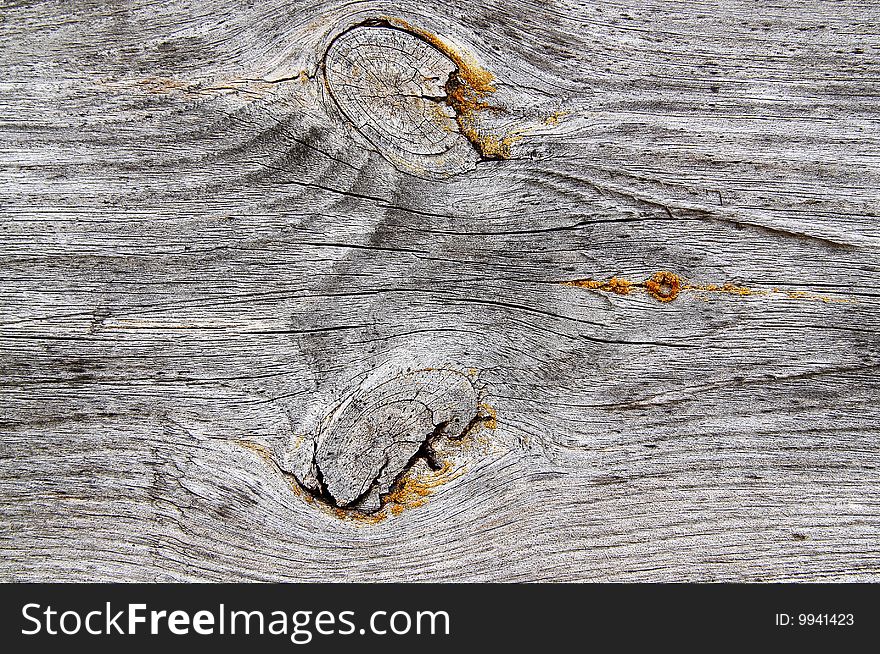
[1,0,879,581]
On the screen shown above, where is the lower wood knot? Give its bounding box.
[279,369,494,518]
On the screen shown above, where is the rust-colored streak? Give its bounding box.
[690,282,755,296]
[564,272,853,304]
[565,277,633,295]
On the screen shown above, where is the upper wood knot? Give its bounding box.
[323,23,483,178]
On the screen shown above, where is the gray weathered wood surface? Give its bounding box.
[1,0,879,581]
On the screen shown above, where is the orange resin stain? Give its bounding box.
[383,17,495,95]
[479,403,498,431]
[566,277,633,295]
[384,461,464,516]
[688,282,757,296]
[382,16,518,158]
[330,460,466,525]
[564,272,853,304]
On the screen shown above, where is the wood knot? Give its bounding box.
[280,369,490,515]
[323,21,499,178]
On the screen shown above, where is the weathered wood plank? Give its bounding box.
[1,0,878,581]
